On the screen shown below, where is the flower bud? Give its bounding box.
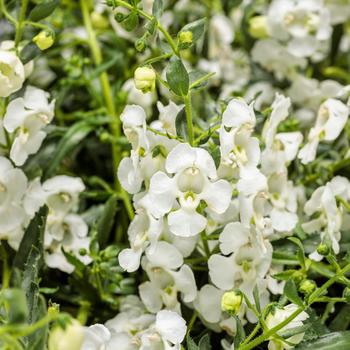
[221,290,243,314]
[33,31,54,50]
[299,279,317,295]
[317,243,330,256]
[91,11,109,30]
[135,38,146,52]
[48,320,84,350]
[134,66,156,93]
[179,31,193,47]
[292,270,304,284]
[249,16,269,39]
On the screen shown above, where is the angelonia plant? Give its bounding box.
[1,0,350,349]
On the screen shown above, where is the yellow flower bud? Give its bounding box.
[134,66,156,93]
[249,16,269,39]
[48,320,84,350]
[33,31,54,51]
[179,31,193,46]
[221,290,243,314]
[91,11,109,30]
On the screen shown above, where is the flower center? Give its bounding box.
[177,167,205,193]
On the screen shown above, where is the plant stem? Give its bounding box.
[114,0,179,56]
[0,0,17,25]
[0,243,10,290]
[239,262,350,350]
[80,0,133,220]
[184,93,194,146]
[14,0,29,47]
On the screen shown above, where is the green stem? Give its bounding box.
[0,0,17,25]
[80,0,133,220]
[184,93,194,146]
[14,0,29,47]
[114,0,179,56]
[0,244,10,290]
[77,301,90,325]
[239,262,350,350]
[190,72,216,90]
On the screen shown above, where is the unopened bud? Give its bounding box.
[249,16,269,39]
[134,66,156,93]
[91,11,109,30]
[135,38,146,52]
[48,320,84,350]
[221,290,243,314]
[33,31,54,50]
[299,279,317,295]
[317,243,330,256]
[292,270,304,284]
[178,31,193,48]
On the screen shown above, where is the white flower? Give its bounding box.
[244,82,276,111]
[82,324,111,350]
[3,86,55,165]
[222,98,256,133]
[302,176,350,255]
[148,143,232,237]
[0,156,27,248]
[267,0,332,58]
[155,310,186,348]
[266,304,309,350]
[122,78,156,114]
[118,198,164,272]
[267,173,299,233]
[262,93,291,148]
[49,320,84,350]
[139,241,197,313]
[325,0,350,24]
[261,132,303,176]
[150,101,183,136]
[299,98,349,164]
[252,39,307,80]
[208,222,272,297]
[0,42,25,97]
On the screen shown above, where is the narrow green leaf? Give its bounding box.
[122,10,139,31]
[19,43,42,64]
[97,194,118,247]
[152,0,163,18]
[273,270,298,281]
[295,331,350,350]
[284,279,304,307]
[43,119,101,179]
[175,107,188,140]
[288,237,306,269]
[187,335,199,350]
[166,58,189,96]
[29,0,59,21]
[198,334,211,350]
[13,206,48,271]
[1,289,28,324]
[234,315,246,348]
[253,285,261,313]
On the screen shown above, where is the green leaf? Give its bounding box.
[253,285,261,313]
[152,0,163,18]
[288,237,306,269]
[27,295,48,350]
[273,270,298,281]
[97,194,118,247]
[29,0,59,21]
[1,289,29,324]
[198,334,211,350]
[179,18,207,46]
[330,305,350,331]
[284,279,304,307]
[122,10,139,31]
[166,58,189,96]
[295,331,350,350]
[234,315,246,348]
[19,43,42,64]
[175,107,188,140]
[62,248,86,275]
[187,335,199,350]
[43,118,106,179]
[13,206,48,271]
